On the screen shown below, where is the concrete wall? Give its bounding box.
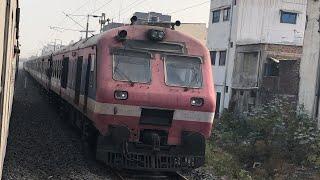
[236,0,307,45]
[207,0,232,50]
[207,0,233,114]
[298,0,320,120]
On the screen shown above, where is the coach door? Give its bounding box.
[83,54,92,112]
[74,56,83,105]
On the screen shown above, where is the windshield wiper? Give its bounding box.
[114,64,135,86]
[184,69,200,91]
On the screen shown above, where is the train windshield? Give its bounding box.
[165,55,203,88]
[113,51,151,83]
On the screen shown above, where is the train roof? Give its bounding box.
[52,30,107,56]
[31,23,202,61]
[44,24,162,57]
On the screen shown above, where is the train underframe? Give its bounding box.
[96,127,206,172]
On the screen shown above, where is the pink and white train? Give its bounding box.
[24,19,216,171]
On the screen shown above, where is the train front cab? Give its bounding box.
[94,25,216,172]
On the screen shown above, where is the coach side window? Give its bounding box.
[59,60,62,80]
[55,61,58,78]
[57,60,60,79]
[55,61,57,78]
[52,61,55,78]
[89,54,96,88]
[61,57,69,88]
[53,61,56,78]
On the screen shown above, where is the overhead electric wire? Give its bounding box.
[120,0,208,23]
[64,0,113,37]
[169,0,210,14]
[63,12,96,37]
[49,26,83,32]
[114,0,148,20]
[49,0,93,40]
[63,12,86,29]
[120,0,143,13]
[63,14,88,17]
[55,0,93,28]
[125,0,147,13]
[73,0,113,26]
[71,0,94,14]
[90,0,113,14]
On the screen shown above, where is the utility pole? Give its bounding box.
[53,39,62,51]
[64,13,101,38]
[85,14,106,38]
[85,15,90,39]
[99,13,107,33]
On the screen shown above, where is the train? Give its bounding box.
[24,17,216,172]
[0,0,20,177]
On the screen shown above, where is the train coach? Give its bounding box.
[0,0,20,177]
[24,17,216,172]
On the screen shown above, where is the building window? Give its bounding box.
[210,51,217,65]
[264,59,279,76]
[250,90,257,98]
[240,90,244,96]
[219,51,227,66]
[215,92,221,118]
[212,10,220,23]
[280,11,297,24]
[223,8,230,21]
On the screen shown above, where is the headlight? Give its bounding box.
[191,97,204,107]
[147,29,166,41]
[114,91,128,100]
[116,30,128,41]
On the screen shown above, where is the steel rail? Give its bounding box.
[111,168,189,180]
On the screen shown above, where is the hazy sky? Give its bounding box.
[20,0,210,58]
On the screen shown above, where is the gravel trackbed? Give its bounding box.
[2,71,111,180]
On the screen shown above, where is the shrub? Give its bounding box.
[210,99,320,177]
[205,141,252,179]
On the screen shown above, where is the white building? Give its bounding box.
[207,0,307,116]
[299,0,320,125]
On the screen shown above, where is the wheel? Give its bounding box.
[81,119,98,159]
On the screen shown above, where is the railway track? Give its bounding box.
[112,169,189,180]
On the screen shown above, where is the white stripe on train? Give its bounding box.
[86,95,215,123]
[28,71,215,124]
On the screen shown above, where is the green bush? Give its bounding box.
[205,142,238,176]
[205,142,252,179]
[210,99,320,177]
